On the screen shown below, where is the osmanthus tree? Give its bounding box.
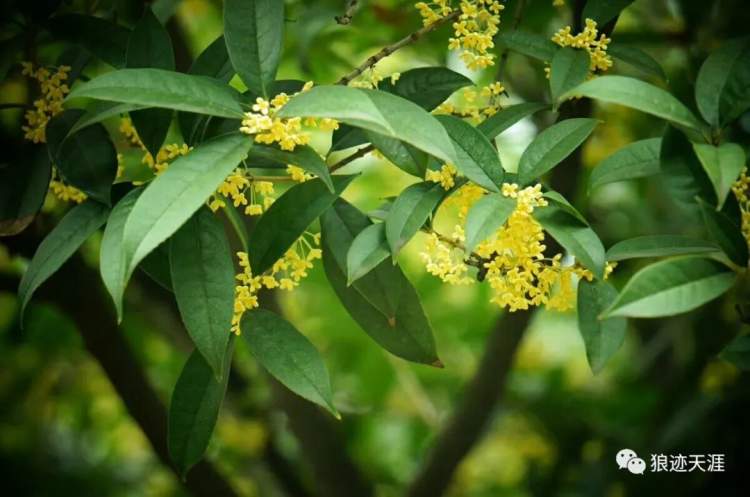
[1,0,749,494]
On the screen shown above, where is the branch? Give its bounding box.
[405,310,532,497]
[329,144,374,172]
[336,10,460,85]
[335,0,359,25]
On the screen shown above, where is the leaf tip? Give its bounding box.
[431,358,445,369]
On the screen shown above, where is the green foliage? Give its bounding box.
[464,193,515,254]
[577,280,626,374]
[695,36,750,128]
[385,182,447,256]
[588,138,661,191]
[607,43,666,81]
[693,142,746,208]
[377,67,472,110]
[496,30,557,61]
[697,199,749,267]
[477,102,549,139]
[46,14,130,67]
[605,235,718,261]
[659,127,716,211]
[0,148,51,236]
[549,47,590,105]
[582,0,635,25]
[249,144,334,192]
[347,223,390,284]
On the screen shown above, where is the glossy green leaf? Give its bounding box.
[241,309,337,416]
[517,118,598,185]
[126,8,175,157]
[100,188,143,320]
[562,76,706,132]
[697,198,748,267]
[46,14,130,67]
[577,280,627,374]
[365,132,428,177]
[224,0,284,97]
[0,147,51,236]
[693,142,746,209]
[168,342,232,478]
[67,68,245,118]
[140,242,174,291]
[496,30,557,61]
[249,175,356,274]
[322,199,440,365]
[464,193,515,254]
[582,0,635,26]
[534,203,606,279]
[477,102,549,140]
[602,257,736,318]
[385,182,446,256]
[347,223,390,284]
[550,47,590,104]
[248,144,334,192]
[18,201,110,320]
[170,208,234,378]
[377,67,472,110]
[588,138,661,191]
[606,235,718,261]
[659,127,715,212]
[607,43,666,80]
[330,125,369,152]
[277,86,459,166]
[122,133,251,285]
[695,37,750,127]
[70,101,146,137]
[435,115,503,192]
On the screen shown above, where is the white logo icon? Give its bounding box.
[616,448,645,474]
[627,457,646,475]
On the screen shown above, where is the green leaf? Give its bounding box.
[46,14,131,68]
[697,198,749,267]
[0,147,51,236]
[377,67,472,110]
[477,102,549,140]
[607,43,666,81]
[517,118,598,185]
[347,223,390,284]
[46,110,118,204]
[67,68,245,118]
[534,203,606,279]
[464,193,515,254]
[562,76,706,133]
[122,133,251,285]
[385,182,446,256]
[248,144,334,192]
[69,101,146,137]
[720,334,750,370]
[550,47,590,104]
[331,125,369,152]
[249,175,356,274]
[140,242,174,291]
[496,30,557,61]
[695,37,750,127]
[365,132,428,177]
[435,115,503,192]
[126,8,175,158]
[224,0,284,97]
[588,138,661,191]
[277,86,459,166]
[582,0,635,25]
[602,257,736,318]
[170,208,234,379]
[577,280,627,374]
[100,188,144,320]
[606,235,718,261]
[241,309,337,416]
[659,127,716,212]
[693,142,746,209]
[18,201,110,320]
[168,342,232,479]
[322,199,440,365]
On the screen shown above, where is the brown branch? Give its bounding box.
[329,144,375,172]
[405,310,532,497]
[335,0,360,25]
[336,10,460,85]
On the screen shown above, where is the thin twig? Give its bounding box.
[329,144,375,171]
[496,0,527,81]
[0,103,30,110]
[335,0,359,25]
[336,10,460,85]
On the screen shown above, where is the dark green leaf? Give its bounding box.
[582,0,635,25]
[330,125,368,152]
[588,138,661,191]
[248,144,334,192]
[170,208,234,378]
[477,102,549,140]
[347,223,390,284]
[607,43,666,80]
[693,142,746,209]
[249,175,356,274]
[0,147,51,236]
[435,115,503,192]
[550,47,590,104]
[46,14,131,67]
[70,101,146,137]
[464,193,515,254]
[365,132,428,177]
[385,182,446,255]
[18,201,110,320]
[140,242,174,291]
[695,37,750,127]
[517,118,598,185]
[497,30,557,61]
[577,279,627,374]
[377,67,472,110]
[224,0,284,97]
[606,235,718,261]
[720,334,750,370]
[659,127,716,212]
[241,309,337,416]
[697,198,748,267]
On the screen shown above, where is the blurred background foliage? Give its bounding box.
[1,0,749,496]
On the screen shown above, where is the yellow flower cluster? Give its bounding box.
[49,171,87,204]
[416,1,503,70]
[21,62,71,143]
[420,182,608,312]
[551,18,613,74]
[349,67,401,89]
[209,168,276,216]
[240,83,339,151]
[426,163,458,190]
[118,117,191,175]
[231,233,322,334]
[286,165,313,182]
[435,82,505,122]
[732,168,750,252]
